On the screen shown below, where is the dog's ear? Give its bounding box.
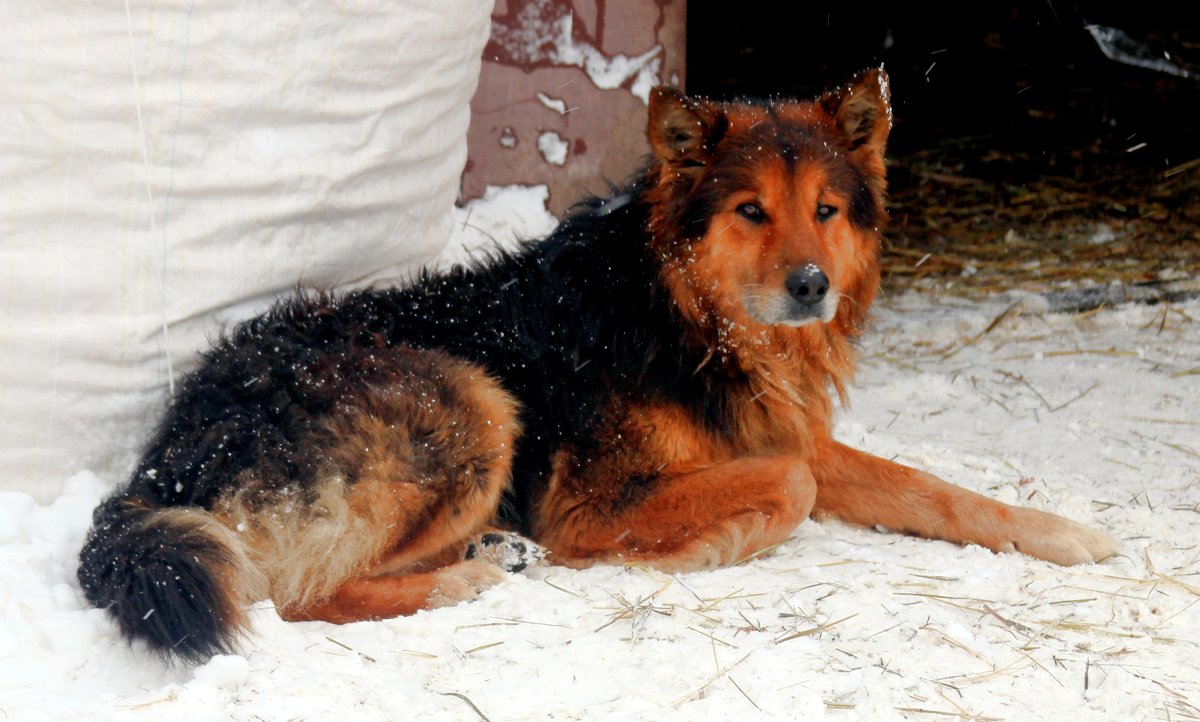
[820,67,891,170]
[647,87,727,171]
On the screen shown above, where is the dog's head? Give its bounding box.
[645,69,890,342]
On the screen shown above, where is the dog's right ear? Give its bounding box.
[647,87,727,171]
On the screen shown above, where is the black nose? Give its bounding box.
[786,266,829,303]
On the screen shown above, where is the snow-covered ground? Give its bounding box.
[3,192,1198,721]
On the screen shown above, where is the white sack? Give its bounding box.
[0,1,493,501]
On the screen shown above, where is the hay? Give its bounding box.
[883,140,1200,299]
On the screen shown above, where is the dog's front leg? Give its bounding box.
[533,456,816,573]
[809,439,1117,564]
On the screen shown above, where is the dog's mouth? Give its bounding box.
[741,289,840,327]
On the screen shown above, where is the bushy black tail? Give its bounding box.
[77,495,252,663]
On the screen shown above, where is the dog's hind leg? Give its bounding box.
[280,559,509,623]
[533,456,817,572]
[222,348,525,623]
[282,528,544,624]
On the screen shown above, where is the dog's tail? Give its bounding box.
[77,494,261,663]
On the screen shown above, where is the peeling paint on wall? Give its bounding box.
[462,0,686,215]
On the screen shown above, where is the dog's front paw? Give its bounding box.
[996,507,1118,565]
[426,559,509,608]
[465,531,545,573]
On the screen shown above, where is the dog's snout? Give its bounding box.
[786,266,829,303]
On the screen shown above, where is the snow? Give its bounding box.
[536,92,568,115]
[2,195,1199,721]
[440,185,559,270]
[537,131,569,166]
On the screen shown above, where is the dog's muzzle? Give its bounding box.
[743,264,839,327]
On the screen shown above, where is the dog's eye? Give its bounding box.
[816,204,839,222]
[736,202,765,223]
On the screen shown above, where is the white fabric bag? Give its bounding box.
[0,1,493,501]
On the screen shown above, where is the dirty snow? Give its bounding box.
[2,193,1198,722]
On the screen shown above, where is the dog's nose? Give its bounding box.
[786,266,829,303]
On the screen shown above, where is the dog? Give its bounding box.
[78,68,1117,663]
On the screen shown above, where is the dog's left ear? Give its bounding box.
[647,87,727,172]
[820,67,891,170]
